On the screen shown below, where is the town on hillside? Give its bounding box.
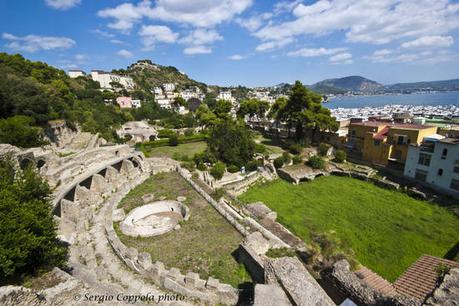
[1,51,458,306]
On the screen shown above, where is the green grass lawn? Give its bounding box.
[116,171,250,287]
[141,141,207,159]
[238,176,459,282]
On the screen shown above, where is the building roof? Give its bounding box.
[393,255,459,301]
[439,137,459,145]
[68,69,85,72]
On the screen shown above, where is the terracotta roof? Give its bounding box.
[393,255,459,301]
[355,266,396,295]
[373,126,390,140]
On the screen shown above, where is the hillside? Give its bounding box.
[114,60,206,92]
[386,79,459,93]
[311,76,384,93]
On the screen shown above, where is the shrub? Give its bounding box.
[227,164,239,173]
[288,143,303,155]
[274,156,284,169]
[168,134,179,146]
[334,150,347,163]
[211,188,225,201]
[184,129,194,137]
[254,143,267,154]
[158,129,175,138]
[292,155,303,164]
[196,162,207,171]
[210,162,225,180]
[246,159,262,172]
[318,143,330,156]
[308,155,325,169]
[193,151,216,166]
[282,152,292,164]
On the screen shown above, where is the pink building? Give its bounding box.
[116,96,132,109]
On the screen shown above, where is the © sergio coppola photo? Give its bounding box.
[1,0,459,305]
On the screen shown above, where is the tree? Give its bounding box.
[207,119,255,167]
[195,104,218,127]
[173,96,186,107]
[272,81,338,140]
[214,100,233,119]
[0,116,46,148]
[237,98,269,120]
[0,159,67,281]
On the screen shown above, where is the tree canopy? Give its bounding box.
[271,81,338,140]
[0,159,67,282]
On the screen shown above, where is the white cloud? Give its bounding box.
[228,54,246,60]
[180,29,222,46]
[329,52,353,64]
[110,39,125,44]
[75,54,87,61]
[256,37,293,52]
[139,25,179,50]
[45,0,80,10]
[2,33,75,52]
[401,35,454,49]
[92,29,115,38]
[117,49,134,58]
[288,47,347,57]
[98,0,252,32]
[253,0,459,50]
[183,45,212,55]
[365,48,458,64]
[236,13,272,32]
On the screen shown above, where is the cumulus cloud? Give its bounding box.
[236,13,272,32]
[138,25,179,50]
[329,52,353,64]
[256,37,293,52]
[183,45,212,55]
[401,35,454,49]
[252,0,459,51]
[45,0,80,10]
[228,54,246,60]
[2,33,75,52]
[288,47,347,57]
[365,48,457,64]
[98,0,252,32]
[179,29,222,55]
[117,49,134,58]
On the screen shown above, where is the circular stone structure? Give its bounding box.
[120,200,189,237]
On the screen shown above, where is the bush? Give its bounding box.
[196,162,207,171]
[210,162,225,180]
[308,155,326,169]
[254,143,267,154]
[184,129,194,137]
[227,164,239,173]
[168,134,179,146]
[0,116,46,148]
[334,150,347,163]
[193,151,216,166]
[288,143,303,155]
[318,143,330,156]
[274,156,284,169]
[158,129,175,138]
[246,159,262,172]
[211,188,225,201]
[282,152,292,164]
[292,155,303,164]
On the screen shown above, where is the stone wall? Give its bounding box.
[329,260,420,306]
[104,172,239,305]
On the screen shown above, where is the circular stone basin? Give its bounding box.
[120,200,189,237]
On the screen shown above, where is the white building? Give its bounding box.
[91,70,135,91]
[163,83,175,92]
[404,135,459,197]
[131,99,141,108]
[218,91,232,101]
[116,121,158,143]
[68,70,86,78]
[156,98,173,109]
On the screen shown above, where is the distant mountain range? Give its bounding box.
[308,76,459,95]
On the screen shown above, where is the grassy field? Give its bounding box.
[141,141,207,159]
[254,134,285,155]
[116,171,250,287]
[238,176,459,282]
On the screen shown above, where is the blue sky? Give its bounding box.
[1,0,459,87]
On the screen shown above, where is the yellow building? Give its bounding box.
[348,121,438,166]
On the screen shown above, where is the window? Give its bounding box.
[442,148,448,159]
[351,130,356,136]
[415,169,428,182]
[438,168,443,176]
[455,160,459,174]
[397,135,406,145]
[450,179,459,191]
[374,139,381,146]
[418,153,431,166]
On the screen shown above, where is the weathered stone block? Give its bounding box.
[185,272,200,288]
[206,277,220,290]
[137,252,152,270]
